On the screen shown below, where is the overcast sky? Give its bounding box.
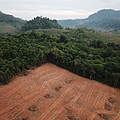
[0,0,120,20]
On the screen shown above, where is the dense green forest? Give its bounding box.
[22,17,62,31]
[0,28,120,88]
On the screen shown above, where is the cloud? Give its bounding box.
[0,0,120,19]
[98,0,112,2]
[3,9,94,20]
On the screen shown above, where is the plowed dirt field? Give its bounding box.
[0,63,120,120]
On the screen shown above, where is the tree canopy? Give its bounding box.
[22,17,62,31]
[0,28,120,88]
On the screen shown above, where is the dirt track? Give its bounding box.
[0,63,120,120]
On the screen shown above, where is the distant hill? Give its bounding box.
[1,9,120,33]
[58,19,84,28]
[0,12,62,33]
[22,16,62,31]
[0,11,25,33]
[58,9,120,33]
[88,9,120,21]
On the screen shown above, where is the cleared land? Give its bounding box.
[0,63,120,120]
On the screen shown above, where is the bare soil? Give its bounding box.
[0,63,120,120]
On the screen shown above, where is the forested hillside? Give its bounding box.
[1,9,120,33]
[0,11,25,33]
[58,19,84,28]
[22,17,62,31]
[0,28,120,88]
[0,12,61,33]
[58,9,120,33]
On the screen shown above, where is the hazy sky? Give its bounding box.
[0,0,120,20]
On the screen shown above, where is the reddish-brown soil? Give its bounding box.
[0,63,120,120]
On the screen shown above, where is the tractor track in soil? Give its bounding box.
[0,63,120,120]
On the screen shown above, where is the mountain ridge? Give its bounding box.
[0,11,25,33]
[58,9,120,33]
[0,11,62,33]
[1,9,120,33]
